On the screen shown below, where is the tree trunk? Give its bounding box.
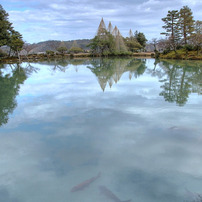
[17,50,21,62]
[8,47,11,57]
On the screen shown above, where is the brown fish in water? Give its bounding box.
[99,185,131,202]
[71,172,101,192]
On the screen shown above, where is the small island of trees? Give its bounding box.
[153,5,202,59]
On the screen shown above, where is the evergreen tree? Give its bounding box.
[88,18,116,55]
[88,31,115,55]
[57,41,67,54]
[0,4,13,46]
[8,30,24,56]
[179,6,195,45]
[161,10,181,50]
[69,40,83,53]
[124,37,142,52]
[0,4,24,56]
[135,31,147,50]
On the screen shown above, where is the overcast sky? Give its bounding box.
[1,0,202,43]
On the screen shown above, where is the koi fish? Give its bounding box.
[71,172,101,192]
[99,185,131,202]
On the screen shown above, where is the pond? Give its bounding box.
[0,58,202,202]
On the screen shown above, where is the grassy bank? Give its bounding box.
[0,53,91,63]
[0,52,154,63]
[159,50,202,60]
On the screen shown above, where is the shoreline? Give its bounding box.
[0,52,154,63]
[1,51,202,63]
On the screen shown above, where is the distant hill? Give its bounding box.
[28,39,91,54]
[0,39,91,55]
[1,39,155,55]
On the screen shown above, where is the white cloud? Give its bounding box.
[1,0,201,43]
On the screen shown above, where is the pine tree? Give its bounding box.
[57,41,67,54]
[135,31,147,50]
[124,29,142,52]
[69,40,83,53]
[8,30,24,56]
[179,6,195,45]
[0,4,24,57]
[161,10,181,50]
[0,4,13,46]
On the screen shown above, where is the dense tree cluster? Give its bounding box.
[88,19,147,56]
[0,4,24,57]
[160,6,201,55]
[124,30,147,52]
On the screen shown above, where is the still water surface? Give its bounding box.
[0,58,202,202]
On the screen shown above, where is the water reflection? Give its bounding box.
[0,64,26,126]
[37,58,88,72]
[0,58,202,202]
[147,60,202,106]
[87,58,146,91]
[0,63,39,126]
[0,59,201,126]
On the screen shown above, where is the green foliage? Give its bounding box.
[87,31,115,55]
[0,4,24,56]
[46,50,55,55]
[154,50,160,58]
[162,49,171,55]
[135,31,147,49]
[160,6,201,56]
[0,64,27,126]
[124,37,142,52]
[158,60,202,106]
[69,47,83,53]
[0,49,7,57]
[179,6,195,44]
[161,10,181,50]
[160,49,202,60]
[8,31,24,53]
[0,4,13,46]
[183,44,195,51]
[57,46,67,54]
[87,58,147,91]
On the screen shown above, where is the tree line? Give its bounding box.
[1,4,201,58]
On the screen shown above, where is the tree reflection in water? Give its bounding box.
[148,60,202,106]
[0,58,201,126]
[0,63,39,126]
[87,58,147,91]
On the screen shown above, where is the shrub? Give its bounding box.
[46,50,55,56]
[69,47,83,53]
[183,44,195,51]
[57,46,68,54]
[0,49,7,57]
[162,49,171,55]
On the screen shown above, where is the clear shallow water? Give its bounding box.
[0,58,202,202]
